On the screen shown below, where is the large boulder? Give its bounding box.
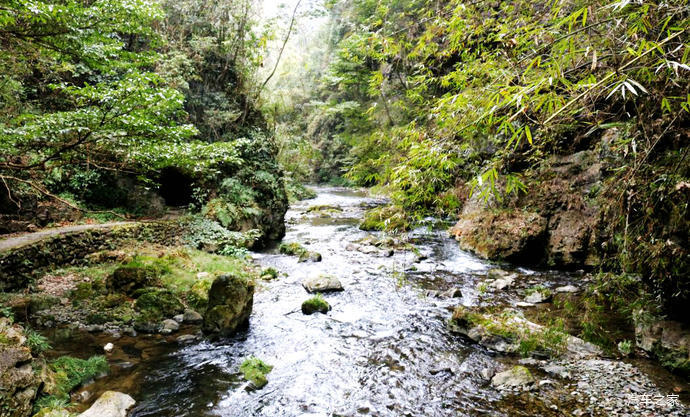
[78,391,135,417]
[0,319,40,417]
[202,274,254,336]
[491,366,534,390]
[450,211,547,263]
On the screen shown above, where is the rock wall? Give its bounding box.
[450,149,604,269]
[0,221,187,292]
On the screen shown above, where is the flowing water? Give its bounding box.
[45,186,690,416]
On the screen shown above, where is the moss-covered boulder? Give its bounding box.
[107,265,160,295]
[359,205,409,232]
[0,319,40,417]
[202,274,254,336]
[133,288,184,321]
[301,294,331,315]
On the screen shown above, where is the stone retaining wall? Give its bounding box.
[0,221,187,292]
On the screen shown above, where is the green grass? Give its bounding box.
[239,357,273,388]
[50,355,109,399]
[25,328,51,354]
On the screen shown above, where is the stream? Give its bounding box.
[46,186,689,416]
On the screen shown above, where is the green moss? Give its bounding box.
[239,357,273,388]
[50,355,109,400]
[301,294,331,315]
[260,267,279,280]
[186,278,213,312]
[306,204,343,213]
[451,307,567,357]
[133,288,184,321]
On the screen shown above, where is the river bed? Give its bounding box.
[46,186,689,416]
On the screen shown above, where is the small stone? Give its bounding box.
[480,367,496,380]
[103,343,114,353]
[440,287,463,298]
[196,272,210,279]
[525,291,551,304]
[491,366,534,390]
[539,379,555,387]
[302,274,344,293]
[183,309,203,324]
[383,249,394,257]
[173,314,184,323]
[162,319,180,333]
[555,285,579,293]
[176,334,198,344]
[491,274,517,290]
[85,324,104,333]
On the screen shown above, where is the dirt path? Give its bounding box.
[0,222,135,252]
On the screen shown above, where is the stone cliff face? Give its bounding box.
[450,149,605,269]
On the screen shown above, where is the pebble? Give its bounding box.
[103,342,114,353]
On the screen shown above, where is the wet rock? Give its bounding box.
[525,289,551,304]
[555,285,579,293]
[543,363,571,379]
[0,319,39,417]
[85,324,104,333]
[298,251,322,263]
[133,321,160,334]
[183,309,203,324]
[345,243,359,251]
[490,274,517,290]
[383,249,394,257]
[357,245,379,255]
[78,391,135,417]
[490,366,534,390]
[173,314,184,323]
[202,274,254,336]
[103,343,114,353]
[161,319,180,334]
[440,287,463,298]
[176,334,199,344]
[302,274,344,293]
[107,266,159,295]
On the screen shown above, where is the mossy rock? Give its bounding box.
[70,282,96,302]
[359,205,410,232]
[301,294,331,315]
[260,267,279,280]
[202,274,254,336]
[107,265,160,295]
[278,242,307,256]
[29,294,61,313]
[239,357,273,389]
[186,279,212,313]
[133,288,184,321]
[297,251,322,263]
